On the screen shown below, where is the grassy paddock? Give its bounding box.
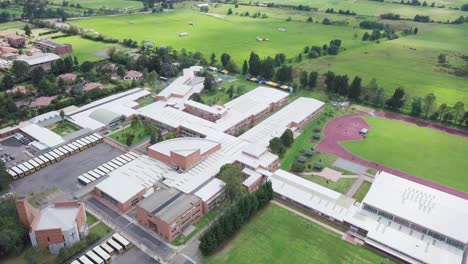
[342,117,468,192]
[53,35,120,62]
[47,121,80,136]
[204,204,393,264]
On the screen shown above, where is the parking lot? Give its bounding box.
[12,143,123,197]
[0,136,38,168]
[113,246,158,264]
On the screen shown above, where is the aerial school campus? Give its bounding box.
[0,0,467,264]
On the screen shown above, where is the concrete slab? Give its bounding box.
[333,158,367,174]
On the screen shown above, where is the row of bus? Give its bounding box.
[245,76,294,92]
[71,233,131,264]
[207,66,229,75]
[77,152,139,185]
[7,133,103,180]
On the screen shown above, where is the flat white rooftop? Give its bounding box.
[20,123,64,148]
[35,206,79,231]
[149,137,219,157]
[194,178,225,202]
[362,171,468,243]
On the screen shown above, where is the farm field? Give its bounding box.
[204,204,393,264]
[70,10,366,64]
[342,117,468,192]
[259,0,467,20]
[64,0,142,10]
[53,35,118,62]
[299,23,468,105]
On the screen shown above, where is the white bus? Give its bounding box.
[52,149,65,159]
[17,164,30,176]
[124,153,137,160]
[86,250,104,264]
[78,255,94,264]
[115,157,128,164]
[64,145,76,155]
[82,172,96,182]
[71,260,81,264]
[127,152,139,158]
[92,246,111,263]
[69,142,82,152]
[77,139,90,148]
[80,138,92,147]
[23,162,35,173]
[93,133,103,142]
[88,135,100,143]
[78,175,91,185]
[119,155,132,162]
[99,243,114,256]
[102,164,115,172]
[85,136,97,146]
[58,147,70,157]
[44,153,56,163]
[106,238,123,253]
[93,169,106,177]
[106,162,119,170]
[48,151,61,161]
[28,159,40,171]
[88,171,100,179]
[12,166,25,178]
[109,159,123,168]
[38,155,50,166]
[97,166,111,174]
[7,169,18,179]
[112,233,131,250]
[33,157,45,168]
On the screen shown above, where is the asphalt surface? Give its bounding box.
[113,246,159,264]
[12,143,123,196]
[0,137,37,168]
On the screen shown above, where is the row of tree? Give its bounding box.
[325,8,356,16]
[268,129,294,156]
[199,180,274,256]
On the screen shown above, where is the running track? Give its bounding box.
[316,112,468,199]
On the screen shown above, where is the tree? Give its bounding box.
[0,161,12,193]
[324,71,336,93]
[299,71,308,88]
[275,65,293,83]
[348,76,362,100]
[80,61,94,72]
[30,67,44,86]
[189,93,204,103]
[291,161,305,172]
[248,52,261,76]
[131,116,141,129]
[268,137,285,156]
[210,53,216,65]
[242,60,248,75]
[307,16,313,22]
[126,133,135,146]
[226,85,234,99]
[453,102,465,124]
[203,73,216,91]
[59,110,65,123]
[260,56,275,79]
[12,61,29,82]
[386,87,406,110]
[413,27,418,34]
[1,74,14,90]
[462,3,468,11]
[218,164,243,203]
[150,130,158,144]
[322,17,331,25]
[437,53,447,64]
[308,71,318,89]
[227,8,233,15]
[117,66,126,78]
[0,198,27,256]
[220,53,231,68]
[280,128,294,147]
[23,25,32,37]
[410,97,423,116]
[73,56,79,66]
[362,32,370,41]
[422,93,436,118]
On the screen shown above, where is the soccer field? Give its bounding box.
[53,35,119,62]
[204,204,393,264]
[342,117,468,192]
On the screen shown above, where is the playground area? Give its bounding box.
[317,112,468,199]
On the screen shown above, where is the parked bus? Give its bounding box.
[124,153,137,160]
[115,157,128,164]
[82,172,96,182]
[106,238,123,253]
[102,164,115,172]
[92,246,111,263]
[38,155,50,166]
[88,135,100,143]
[71,260,81,264]
[86,250,104,264]
[93,133,104,142]
[78,175,91,185]
[71,141,84,151]
[85,136,98,146]
[33,157,45,168]
[48,151,61,161]
[112,233,131,250]
[88,171,100,179]
[92,169,105,177]
[80,138,92,147]
[97,166,111,174]
[69,143,80,153]
[77,139,90,148]
[120,155,132,162]
[44,153,56,163]
[12,166,24,178]
[7,169,18,180]
[127,152,139,158]
[28,160,40,171]
[109,159,123,168]
[52,149,65,159]
[17,164,30,176]
[58,147,70,157]
[23,162,35,173]
[64,145,76,155]
[106,161,120,170]
[99,243,114,256]
[78,255,94,264]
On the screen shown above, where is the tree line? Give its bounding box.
[199,180,274,256]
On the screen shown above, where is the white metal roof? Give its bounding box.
[156,66,203,104]
[20,123,64,148]
[17,53,60,66]
[194,178,226,202]
[34,205,80,231]
[362,171,468,243]
[148,137,219,157]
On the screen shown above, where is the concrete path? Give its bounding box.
[272,200,344,236]
[346,177,364,197]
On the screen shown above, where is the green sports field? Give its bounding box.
[65,0,142,10]
[204,204,393,264]
[342,117,468,192]
[53,35,118,62]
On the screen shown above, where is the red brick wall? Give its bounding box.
[16,198,33,229]
[34,228,64,250]
[55,44,72,56]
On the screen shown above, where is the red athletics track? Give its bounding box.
[316,112,468,200]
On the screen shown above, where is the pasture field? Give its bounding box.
[204,204,393,264]
[299,23,468,105]
[63,0,142,10]
[53,35,118,62]
[256,0,467,20]
[342,117,468,192]
[70,10,366,64]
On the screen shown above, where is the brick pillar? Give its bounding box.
[16,197,33,230]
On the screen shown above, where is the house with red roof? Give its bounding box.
[30,96,58,107]
[124,70,143,80]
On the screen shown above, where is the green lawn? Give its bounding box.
[172,208,220,246]
[65,0,143,10]
[200,74,260,106]
[109,122,151,146]
[303,175,355,194]
[204,204,393,264]
[47,121,80,137]
[86,211,98,226]
[137,96,155,107]
[342,117,468,192]
[89,222,111,237]
[53,35,120,62]
[71,9,366,65]
[353,181,372,202]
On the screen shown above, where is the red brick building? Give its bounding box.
[34,39,72,56]
[4,34,26,48]
[16,198,88,254]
